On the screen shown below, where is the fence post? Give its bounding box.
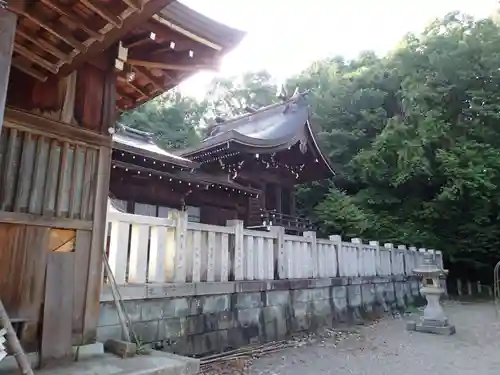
[303,231,318,278]
[227,220,244,281]
[329,235,342,277]
[408,246,417,274]
[397,245,406,276]
[369,240,380,276]
[384,243,394,275]
[170,210,188,283]
[271,226,285,280]
[351,238,362,276]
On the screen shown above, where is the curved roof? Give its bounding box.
[113,124,197,168]
[179,93,335,178]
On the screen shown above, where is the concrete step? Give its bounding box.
[1,351,199,375]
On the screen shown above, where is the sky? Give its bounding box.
[178,0,498,98]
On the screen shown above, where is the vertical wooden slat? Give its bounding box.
[80,148,94,220]
[149,226,167,283]
[41,252,74,367]
[86,150,98,220]
[68,145,86,219]
[55,142,71,217]
[206,231,216,282]
[245,235,254,280]
[82,146,110,345]
[14,132,36,212]
[128,224,149,283]
[192,230,202,282]
[0,10,16,132]
[28,136,50,214]
[220,233,229,282]
[0,127,8,176]
[302,241,309,278]
[42,139,61,215]
[0,128,20,211]
[72,230,91,346]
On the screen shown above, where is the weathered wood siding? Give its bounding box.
[0,124,98,220]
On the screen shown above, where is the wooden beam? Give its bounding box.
[9,7,87,52]
[0,9,16,132]
[81,0,123,28]
[58,0,176,77]
[132,65,168,89]
[142,20,205,52]
[127,58,218,72]
[122,32,151,49]
[117,75,150,98]
[39,0,104,41]
[152,14,223,51]
[16,25,71,63]
[0,211,92,230]
[121,0,144,11]
[14,42,59,74]
[12,57,48,82]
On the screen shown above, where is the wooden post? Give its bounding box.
[329,235,342,277]
[271,226,285,279]
[369,241,380,276]
[0,8,16,133]
[227,220,244,280]
[303,231,317,278]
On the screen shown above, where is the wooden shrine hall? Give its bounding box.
[111,92,335,233]
[0,0,243,367]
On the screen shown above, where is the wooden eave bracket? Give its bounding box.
[126,58,218,72]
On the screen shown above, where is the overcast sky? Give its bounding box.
[178,0,498,97]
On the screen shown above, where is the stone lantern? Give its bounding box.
[406,252,455,335]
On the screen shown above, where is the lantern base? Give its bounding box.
[406,320,456,335]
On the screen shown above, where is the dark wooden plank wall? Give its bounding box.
[0,124,98,220]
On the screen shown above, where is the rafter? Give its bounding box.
[16,25,71,63]
[121,0,144,11]
[39,0,104,41]
[117,75,150,98]
[127,59,218,72]
[81,0,123,28]
[12,57,48,82]
[14,42,59,74]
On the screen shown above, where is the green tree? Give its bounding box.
[119,90,207,149]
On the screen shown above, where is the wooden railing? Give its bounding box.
[104,210,443,285]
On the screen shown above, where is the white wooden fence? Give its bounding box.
[105,210,444,285]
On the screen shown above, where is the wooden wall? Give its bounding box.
[0,54,115,365]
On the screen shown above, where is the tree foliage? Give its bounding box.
[119,12,500,269]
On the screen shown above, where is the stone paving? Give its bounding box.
[248,302,500,375]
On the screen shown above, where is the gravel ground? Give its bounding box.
[247,302,500,375]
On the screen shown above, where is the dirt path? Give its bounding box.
[247,302,500,375]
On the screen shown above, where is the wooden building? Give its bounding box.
[0,0,243,367]
[113,92,335,233]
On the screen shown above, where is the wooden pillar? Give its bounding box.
[0,8,16,133]
[275,184,282,213]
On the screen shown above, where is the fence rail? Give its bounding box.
[104,210,444,285]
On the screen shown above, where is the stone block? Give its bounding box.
[96,325,123,343]
[312,298,332,317]
[123,300,142,322]
[201,294,230,314]
[141,300,164,321]
[311,287,330,301]
[185,315,205,335]
[132,321,159,343]
[293,289,313,303]
[195,282,235,295]
[98,302,120,326]
[235,292,263,309]
[217,311,236,330]
[292,301,312,331]
[104,339,136,358]
[163,297,191,318]
[348,285,362,308]
[361,284,375,306]
[191,331,222,355]
[237,307,261,327]
[266,290,290,306]
[406,320,456,335]
[158,317,185,340]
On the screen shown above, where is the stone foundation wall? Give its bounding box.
[97,276,421,356]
